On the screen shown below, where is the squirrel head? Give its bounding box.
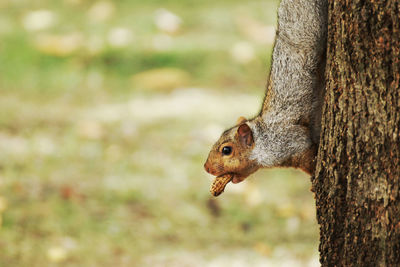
[204,117,260,184]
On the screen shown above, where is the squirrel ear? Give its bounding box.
[237,123,254,147]
[236,116,247,125]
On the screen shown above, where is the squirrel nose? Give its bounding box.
[204,162,218,175]
[204,162,211,174]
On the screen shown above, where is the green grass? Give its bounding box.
[0,0,319,266]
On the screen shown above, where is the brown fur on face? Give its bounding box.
[204,121,260,184]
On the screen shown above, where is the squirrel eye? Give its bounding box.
[221,146,232,156]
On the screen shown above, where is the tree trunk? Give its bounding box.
[312,1,400,266]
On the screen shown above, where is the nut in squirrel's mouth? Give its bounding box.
[210,173,249,197]
[210,173,234,197]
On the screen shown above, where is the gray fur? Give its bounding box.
[249,0,328,167]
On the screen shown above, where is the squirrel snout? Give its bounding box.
[204,162,215,175]
[204,162,211,173]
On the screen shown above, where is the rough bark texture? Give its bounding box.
[311,1,400,266]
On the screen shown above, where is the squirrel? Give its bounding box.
[204,0,328,192]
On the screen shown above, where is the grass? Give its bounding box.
[0,0,319,266]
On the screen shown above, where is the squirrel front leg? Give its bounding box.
[204,0,328,191]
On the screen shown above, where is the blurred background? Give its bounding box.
[0,0,319,266]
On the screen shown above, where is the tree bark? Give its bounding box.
[312,1,400,266]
